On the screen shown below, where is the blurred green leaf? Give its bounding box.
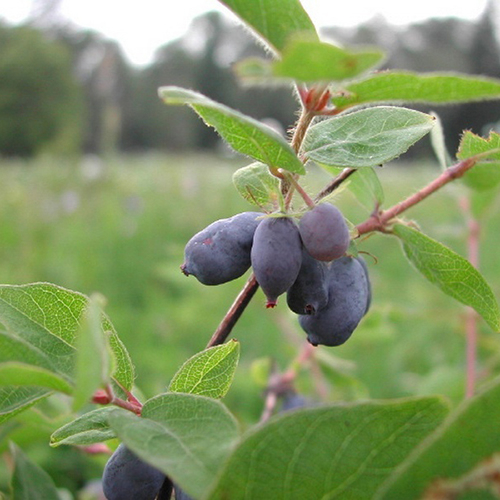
[303,106,435,168]
[377,377,500,499]
[0,362,72,394]
[9,441,61,500]
[217,0,318,53]
[393,224,500,331]
[237,40,384,83]
[168,340,240,399]
[109,393,240,499]
[73,293,111,410]
[0,387,51,425]
[457,131,500,191]
[233,162,282,209]
[207,397,448,499]
[331,71,500,109]
[159,87,304,174]
[50,407,116,447]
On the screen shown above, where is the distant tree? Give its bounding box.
[0,22,83,157]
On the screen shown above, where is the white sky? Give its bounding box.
[0,0,492,66]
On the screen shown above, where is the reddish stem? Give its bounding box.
[460,197,481,398]
[355,158,477,236]
[206,275,259,347]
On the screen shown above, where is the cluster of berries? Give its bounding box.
[181,203,371,347]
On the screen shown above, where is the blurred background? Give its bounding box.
[1,0,500,497]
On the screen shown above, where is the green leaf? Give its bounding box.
[0,283,135,395]
[73,293,111,410]
[457,131,500,191]
[9,441,61,500]
[50,407,116,447]
[168,340,240,399]
[429,112,452,170]
[217,0,318,54]
[303,106,435,168]
[207,397,448,499]
[237,40,384,83]
[0,387,51,425]
[158,87,305,174]
[377,377,500,499]
[331,71,500,109]
[109,393,240,499]
[393,224,500,331]
[0,362,73,394]
[233,162,282,209]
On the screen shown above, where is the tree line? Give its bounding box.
[0,4,499,157]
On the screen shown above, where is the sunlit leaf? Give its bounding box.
[168,340,240,399]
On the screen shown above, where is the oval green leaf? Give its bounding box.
[0,283,135,393]
[217,0,318,54]
[50,407,116,447]
[331,71,500,109]
[109,393,240,499]
[207,397,448,499]
[168,340,240,399]
[158,87,305,174]
[233,162,282,209]
[393,224,500,331]
[303,106,435,167]
[457,130,500,191]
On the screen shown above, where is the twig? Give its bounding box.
[206,275,259,347]
[460,196,481,398]
[314,167,357,203]
[355,158,477,236]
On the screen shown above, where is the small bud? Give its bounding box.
[92,389,111,405]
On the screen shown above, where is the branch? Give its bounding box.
[206,275,259,347]
[355,157,477,236]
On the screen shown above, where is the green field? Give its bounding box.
[1,153,500,494]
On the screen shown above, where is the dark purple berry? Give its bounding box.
[286,248,328,315]
[280,391,309,412]
[173,484,195,500]
[181,211,262,285]
[299,256,370,346]
[102,444,166,500]
[299,203,350,261]
[251,216,302,307]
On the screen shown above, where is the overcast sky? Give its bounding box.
[0,0,492,66]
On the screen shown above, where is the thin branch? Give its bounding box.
[355,157,477,236]
[206,275,259,347]
[314,167,357,203]
[460,196,481,399]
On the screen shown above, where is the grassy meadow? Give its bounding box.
[1,152,500,493]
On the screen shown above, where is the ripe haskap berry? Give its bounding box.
[299,256,370,347]
[286,248,328,315]
[251,216,302,307]
[102,444,166,500]
[181,211,262,285]
[299,203,350,261]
